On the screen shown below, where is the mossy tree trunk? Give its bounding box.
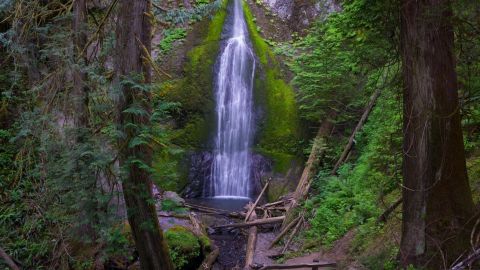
[399,0,475,268]
[115,0,174,269]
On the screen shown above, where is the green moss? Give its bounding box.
[160,1,228,149]
[242,3,271,65]
[267,180,289,202]
[152,145,188,192]
[243,1,302,173]
[165,226,201,269]
[198,234,212,251]
[152,1,228,193]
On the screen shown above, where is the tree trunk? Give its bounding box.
[115,1,173,269]
[399,0,475,268]
[72,0,89,130]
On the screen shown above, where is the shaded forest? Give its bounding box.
[1,0,480,269]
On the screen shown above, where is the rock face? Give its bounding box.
[184,151,272,198]
[261,0,340,31]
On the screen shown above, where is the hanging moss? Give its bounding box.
[243,1,302,173]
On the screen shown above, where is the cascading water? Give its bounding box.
[208,0,256,198]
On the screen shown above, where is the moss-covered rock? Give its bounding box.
[165,225,202,269]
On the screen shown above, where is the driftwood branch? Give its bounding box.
[214,216,285,229]
[0,247,20,270]
[331,88,381,175]
[245,205,258,269]
[262,199,291,208]
[281,217,303,254]
[185,203,245,218]
[198,245,220,270]
[245,180,270,222]
[269,216,301,249]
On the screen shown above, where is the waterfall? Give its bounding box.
[208,0,256,198]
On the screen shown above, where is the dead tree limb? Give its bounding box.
[185,203,245,218]
[262,199,290,208]
[0,247,20,270]
[283,112,336,229]
[245,179,270,222]
[198,245,220,270]
[451,248,480,270]
[245,206,258,269]
[269,216,301,249]
[281,217,303,254]
[214,216,285,229]
[331,88,381,175]
[293,111,337,202]
[377,198,402,223]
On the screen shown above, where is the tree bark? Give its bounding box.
[115,0,173,269]
[73,0,89,130]
[399,0,475,268]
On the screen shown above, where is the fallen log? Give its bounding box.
[331,88,381,175]
[451,248,480,270]
[253,262,337,270]
[244,206,258,269]
[377,198,402,223]
[269,216,301,249]
[293,111,337,202]
[214,216,285,229]
[262,200,290,208]
[185,203,245,218]
[283,112,336,229]
[198,245,220,270]
[282,217,303,254]
[0,246,20,270]
[185,203,228,213]
[245,179,270,222]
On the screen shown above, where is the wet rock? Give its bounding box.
[184,151,214,198]
[164,191,185,205]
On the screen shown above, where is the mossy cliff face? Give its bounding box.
[161,2,228,149]
[152,1,228,192]
[243,1,302,173]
